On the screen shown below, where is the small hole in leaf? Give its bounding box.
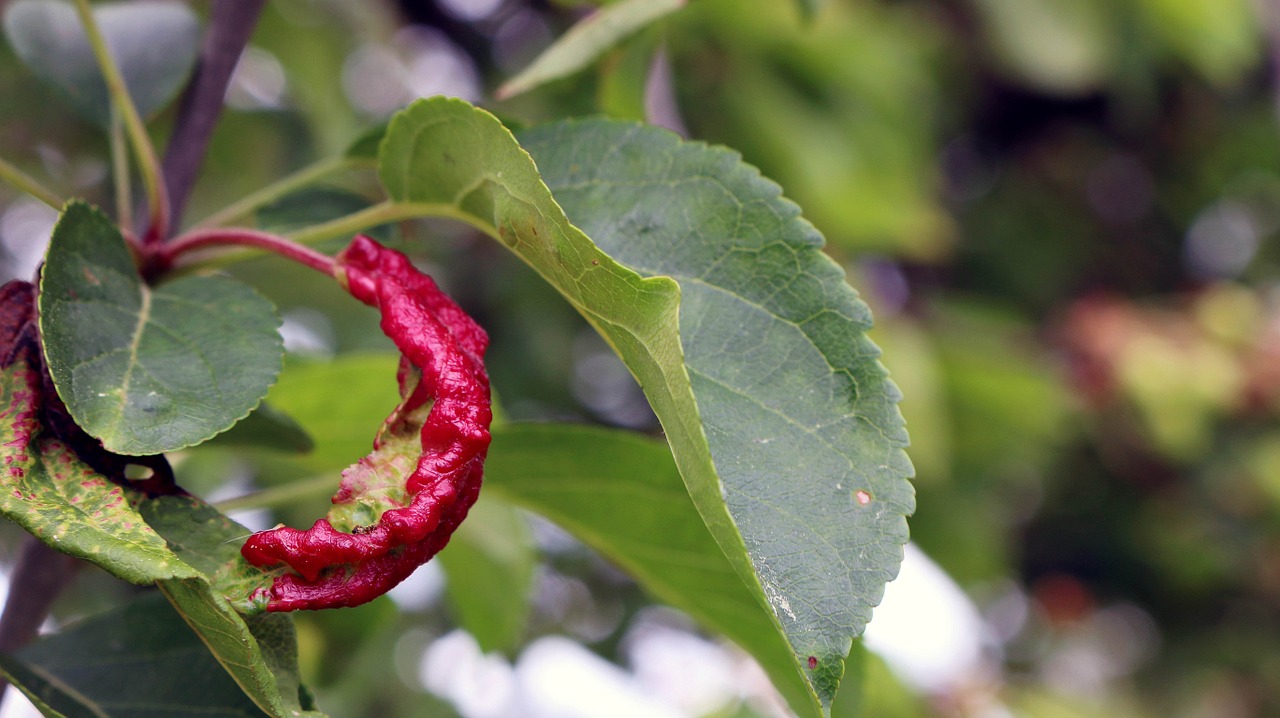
[123,464,155,481]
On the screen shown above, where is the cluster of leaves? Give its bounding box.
[0,1,913,717]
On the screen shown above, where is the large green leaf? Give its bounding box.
[2,0,200,127]
[485,423,816,714]
[436,494,536,655]
[0,592,268,718]
[40,201,284,455]
[496,0,686,100]
[376,97,912,713]
[520,118,914,700]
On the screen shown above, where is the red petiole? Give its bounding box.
[155,228,338,277]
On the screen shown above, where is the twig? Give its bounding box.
[0,156,63,210]
[0,538,80,706]
[161,0,267,235]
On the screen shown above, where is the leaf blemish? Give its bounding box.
[854,490,871,506]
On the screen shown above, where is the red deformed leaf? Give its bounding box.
[241,236,492,611]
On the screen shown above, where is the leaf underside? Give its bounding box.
[485,423,811,711]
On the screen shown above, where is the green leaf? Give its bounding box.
[0,358,200,584]
[485,423,817,714]
[203,401,315,454]
[520,118,915,708]
[139,494,324,718]
[496,0,686,100]
[436,494,536,654]
[262,354,402,474]
[0,592,268,718]
[39,201,284,455]
[2,0,200,127]
[376,98,912,714]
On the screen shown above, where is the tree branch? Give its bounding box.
[160,0,267,236]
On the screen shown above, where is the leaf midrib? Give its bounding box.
[106,281,151,440]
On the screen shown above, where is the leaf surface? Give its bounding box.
[485,423,815,713]
[0,592,268,718]
[520,118,915,707]
[496,0,685,99]
[2,0,199,126]
[0,358,199,584]
[39,201,283,455]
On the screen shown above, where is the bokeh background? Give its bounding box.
[1,0,1279,716]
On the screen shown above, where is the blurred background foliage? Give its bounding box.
[2,0,1279,716]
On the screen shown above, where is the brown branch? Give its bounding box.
[159,0,267,238]
[0,538,80,707]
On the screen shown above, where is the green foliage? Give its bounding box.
[436,495,536,655]
[496,0,686,100]
[0,78,914,712]
[0,593,267,717]
[520,118,915,703]
[2,0,198,126]
[485,423,817,714]
[0,360,199,584]
[39,202,283,455]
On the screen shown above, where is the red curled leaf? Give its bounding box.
[241,235,492,611]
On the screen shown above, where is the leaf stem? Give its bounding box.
[0,156,63,210]
[191,155,369,230]
[160,200,495,275]
[213,474,336,513]
[110,110,133,236]
[286,200,498,246]
[164,228,338,277]
[73,0,170,241]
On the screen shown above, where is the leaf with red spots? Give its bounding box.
[0,285,197,584]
